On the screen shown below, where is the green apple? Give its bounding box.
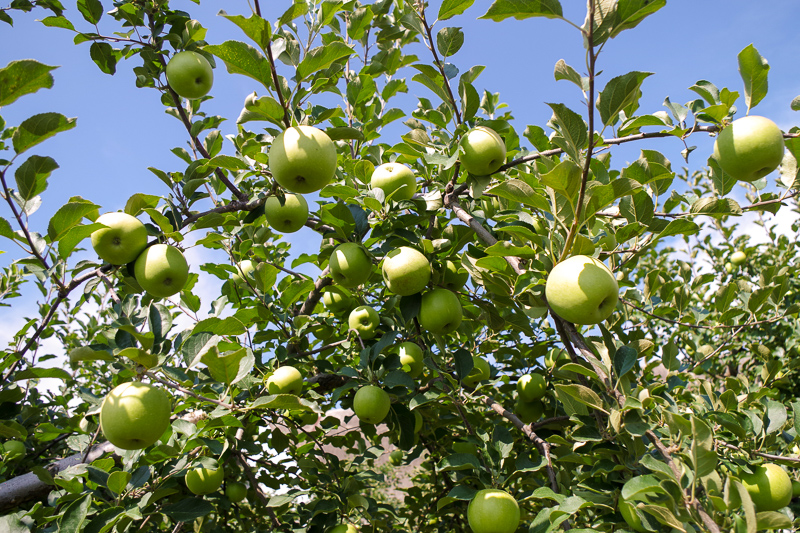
[545,349,569,370]
[515,399,543,424]
[397,341,424,378]
[731,250,747,265]
[90,212,148,265]
[266,366,303,395]
[713,115,784,182]
[381,247,431,296]
[740,463,792,512]
[545,255,619,325]
[418,288,462,334]
[264,193,308,233]
[353,385,391,424]
[459,126,506,176]
[268,125,337,193]
[100,382,171,450]
[792,480,800,498]
[165,51,214,100]
[185,464,224,495]
[370,162,417,201]
[329,243,372,288]
[463,356,491,387]
[2,440,25,461]
[467,488,520,533]
[134,244,190,298]
[517,372,546,401]
[231,259,256,288]
[348,305,380,340]
[226,481,247,503]
[329,525,358,533]
[414,410,423,432]
[322,286,354,314]
[440,259,469,291]
[389,449,403,465]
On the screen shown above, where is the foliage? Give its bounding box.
[0,1,799,532]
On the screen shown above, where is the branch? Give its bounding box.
[253,0,290,128]
[146,373,235,410]
[414,3,462,125]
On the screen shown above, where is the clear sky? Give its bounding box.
[1,1,799,359]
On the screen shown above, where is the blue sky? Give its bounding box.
[0,1,799,355]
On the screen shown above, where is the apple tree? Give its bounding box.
[0,0,799,532]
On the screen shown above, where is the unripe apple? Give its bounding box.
[231,259,256,288]
[266,366,303,395]
[441,259,469,291]
[166,51,214,100]
[264,193,308,233]
[268,125,337,193]
[322,286,355,314]
[713,115,784,182]
[517,373,546,402]
[730,250,747,265]
[389,449,403,465]
[515,398,543,424]
[348,305,380,340]
[418,288,462,334]
[2,440,25,461]
[463,356,490,387]
[397,341,425,378]
[467,488,520,533]
[329,243,372,288]
[459,126,506,176]
[381,247,431,296]
[545,255,619,325]
[226,481,247,503]
[185,464,224,495]
[329,525,358,533]
[371,162,417,201]
[353,385,391,424]
[91,212,149,265]
[100,382,171,450]
[134,244,190,298]
[740,463,792,512]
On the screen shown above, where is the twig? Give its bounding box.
[146,373,235,410]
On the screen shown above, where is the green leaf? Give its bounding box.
[124,193,160,216]
[40,16,76,31]
[621,474,665,501]
[248,394,313,411]
[554,384,607,413]
[540,160,581,201]
[204,41,273,90]
[220,11,271,51]
[738,44,769,113]
[89,42,117,75]
[439,0,475,20]
[77,0,103,24]
[596,71,652,126]
[613,346,637,378]
[15,155,58,200]
[0,217,15,240]
[0,59,58,107]
[12,113,76,154]
[689,197,742,218]
[756,511,792,530]
[106,471,131,496]
[296,42,354,80]
[162,498,214,522]
[547,103,587,162]
[485,179,550,212]
[207,155,249,171]
[58,493,91,532]
[554,59,587,91]
[480,0,563,22]
[0,514,29,533]
[201,345,254,384]
[436,27,464,57]
[411,65,449,104]
[238,92,285,125]
[764,399,787,435]
[690,415,718,477]
[610,0,666,39]
[438,453,481,472]
[47,197,99,241]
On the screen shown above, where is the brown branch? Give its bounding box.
[717,441,800,464]
[415,3,462,125]
[253,0,290,128]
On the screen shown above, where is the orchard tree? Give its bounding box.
[0,1,800,532]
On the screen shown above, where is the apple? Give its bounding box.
[264,193,308,233]
[268,125,337,193]
[731,250,747,265]
[467,488,520,533]
[463,356,491,387]
[185,464,224,495]
[2,440,25,461]
[266,366,303,395]
[441,259,469,291]
[414,410,423,432]
[90,212,148,266]
[134,244,190,298]
[165,50,214,100]
[100,382,171,450]
[517,372,546,402]
[226,481,247,503]
[322,286,355,314]
[713,115,785,182]
[329,243,372,288]
[418,288,462,334]
[381,247,431,296]
[545,349,569,370]
[389,450,403,465]
[370,162,417,201]
[740,463,792,512]
[348,305,380,340]
[353,385,391,424]
[515,399,543,424]
[329,525,358,533]
[397,341,424,378]
[792,480,800,499]
[231,259,256,289]
[545,255,619,325]
[459,126,506,176]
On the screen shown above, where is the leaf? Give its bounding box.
[690,415,718,477]
[162,498,214,522]
[756,511,792,530]
[764,399,787,435]
[204,41,273,90]
[77,0,103,24]
[436,27,464,57]
[485,179,550,212]
[596,71,652,126]
[201,345,253,384]
[613,345,637,378]
[238,92,285,125]
[480,0,563,22]
[89,42,117,75]
[15,155,58,201]
[621,474,665,501]
[689,197,742,218]
[610,0,666,39]
[12,113,76,154]
[296,42,354,80]
[547,103,587,162]
[220,11,271,51]
[540,160,581,201]
[58,493,91,532]
[554,384,607,413]
[738,44,769,113]
[0,217,15,240]
[554,59,587,91]
[106,471,131,496]
[439,0,476,20]
[248,395,313,411]
[0,59,58,107]
[124,193,160,216]
[47,197,98,241]
[438,453,481,472]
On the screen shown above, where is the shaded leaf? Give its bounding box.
[738,44,769,113]
[12,113,76,154]
[0,59,57,107]
[481,0,563,22]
